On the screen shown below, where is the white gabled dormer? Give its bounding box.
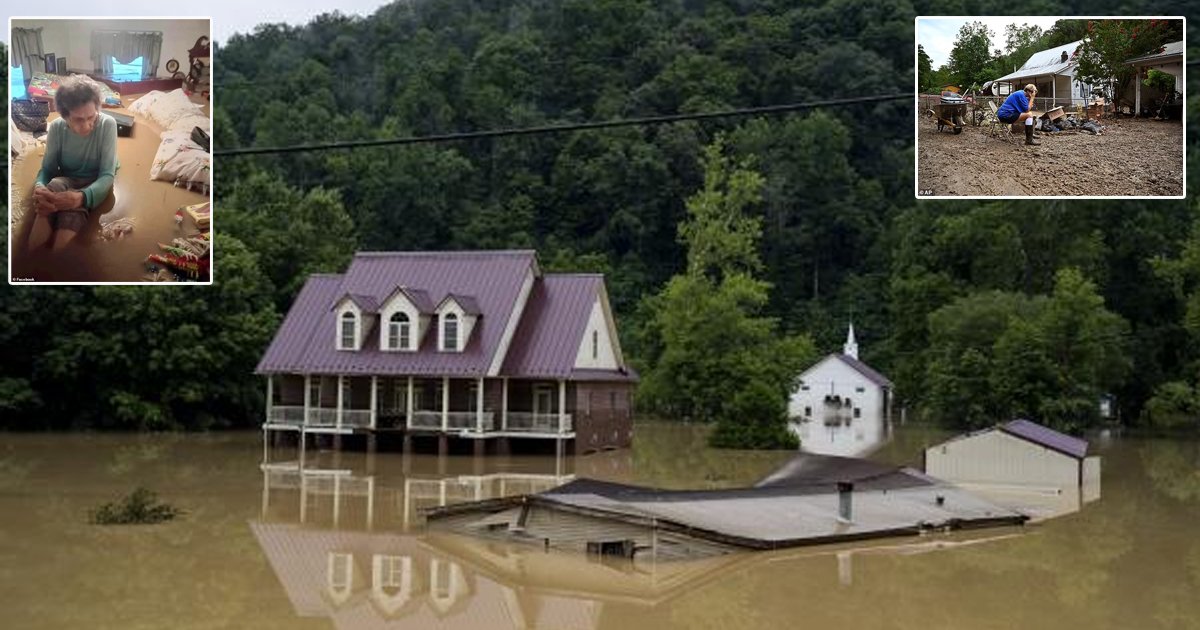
[436,294,481,352]
[379,287,434,351]
[574,283,625,370]
[333,294,378,351]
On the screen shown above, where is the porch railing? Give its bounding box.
[268,406,572,433]
[408,411,496,432]
[505,412,573,433]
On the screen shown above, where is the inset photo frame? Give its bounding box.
[8,15,214,284]
[915,16,1185,199]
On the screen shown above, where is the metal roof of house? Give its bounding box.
[257,251,534,377]
[994,40,1082,82]
[383,286,436,313]
[334,293,381,313]
[1126,40,1184,64]
[257,251,631,380]
[500,274,605,378]
[1001,419,1089,459]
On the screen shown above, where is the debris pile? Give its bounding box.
[1038,114,1105,135]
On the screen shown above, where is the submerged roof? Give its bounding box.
[427,453,1025,550]
[1001,419,1089,459]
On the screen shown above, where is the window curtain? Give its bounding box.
[90,31,162,77]
[11,27,45,79]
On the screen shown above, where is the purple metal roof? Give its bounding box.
[258,251,633,381]
[257,251,536,377]
[834,353,893,388]
[383,286,436,313]
[439,293,483,315]
[1002,419,1088,459]
[501,275,604,378]
[334,293,380,313]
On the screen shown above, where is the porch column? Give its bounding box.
[265,375,273,424]
[303,375,311,427]
[337,375,344,430]
[406,377,414,430]
[1051,74,1056,105]
[1135,69,1142,115]
[558,379,566,434]
[370,376,378,429]
[442,376,450,432]
[476,377,485,433]
[501,378,509,431]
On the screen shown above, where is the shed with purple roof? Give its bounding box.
[257,250,636,453]
[924,419,1102,495]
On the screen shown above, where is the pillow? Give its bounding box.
[150,130,211,194]
[168,113,210,134]
[130,88,204,129]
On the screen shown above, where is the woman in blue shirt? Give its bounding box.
[996,84,1040,146]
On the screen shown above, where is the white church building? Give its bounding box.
[788,325,894,456]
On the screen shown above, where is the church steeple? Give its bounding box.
[844,322,858,359]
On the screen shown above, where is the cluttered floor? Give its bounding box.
[9,92,211,283]
[917,117,1184,197]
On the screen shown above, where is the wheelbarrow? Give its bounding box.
[931,91,967,134]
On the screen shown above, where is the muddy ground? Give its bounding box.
[917,117,1183,197]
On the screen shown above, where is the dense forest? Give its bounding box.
[1,0,1198,438]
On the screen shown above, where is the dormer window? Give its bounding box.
[443,313,459,351]
[388,312,411,350]
[339,311,357,350]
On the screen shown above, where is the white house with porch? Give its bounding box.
[992,40,1098,108]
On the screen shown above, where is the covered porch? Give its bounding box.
[264,374,575,437]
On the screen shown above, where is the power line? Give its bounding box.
[213,93,910,157]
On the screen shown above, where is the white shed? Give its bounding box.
[925,419,1101,495]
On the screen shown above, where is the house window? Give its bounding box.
[443,313,459,351]
[111,56,144,81]
[340,312,356,350]
[592,330,599,359]
[310,378,322,408]
[467,382,478,412]
[855,386,865,393]
[854,407,861,418]
[805,406,812,417]
[388,312,411,350]
[801,385,810,391]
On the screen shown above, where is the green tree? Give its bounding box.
[946,21,992,89]
[640,139,813,449]
[1076,19,1173,107]
[917,45,933,93]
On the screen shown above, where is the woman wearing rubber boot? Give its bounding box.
[996,84,1040,146]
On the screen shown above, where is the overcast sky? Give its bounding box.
[918,17,1062,69]
[4,1,394,45]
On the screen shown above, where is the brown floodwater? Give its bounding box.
[1,421,1198,629]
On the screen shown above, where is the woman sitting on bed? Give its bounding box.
[28,76,118,251]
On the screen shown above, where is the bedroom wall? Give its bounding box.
[11,19,209,78]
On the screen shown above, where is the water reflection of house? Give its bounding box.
[256,250,637,456]
[924,419,1102,521]
[788,324,893,457]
